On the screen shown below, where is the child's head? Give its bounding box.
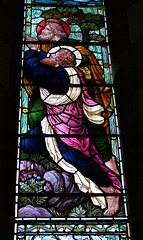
[40,49,76,67]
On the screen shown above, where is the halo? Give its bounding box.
[48,45,82,67]
[36,19,70,36]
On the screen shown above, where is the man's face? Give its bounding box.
[38,23,54,41]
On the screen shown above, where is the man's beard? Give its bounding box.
[38,33,54,41]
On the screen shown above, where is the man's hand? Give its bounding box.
[26,35,40,52]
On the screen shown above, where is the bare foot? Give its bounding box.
[105,156,120,176]
[101,186,121,216]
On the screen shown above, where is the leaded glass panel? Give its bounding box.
[14,1,131,239]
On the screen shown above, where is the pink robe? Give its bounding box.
[44,68,121,190]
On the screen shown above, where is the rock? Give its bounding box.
[43,170,65,193]
[18,205,52,217]
[44,170,86,211]
[44,170,65,206]
[20,160,45,175]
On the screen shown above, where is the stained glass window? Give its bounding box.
[14,0,131,239]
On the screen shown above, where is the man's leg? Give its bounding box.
[57,138,112,187]
[100,186,121,216]
[21,127,121,216]
[21,125,52,160]
[57,138,121,216]
[105,155,120,176]
[86,121,120,176]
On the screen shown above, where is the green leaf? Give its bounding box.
[42,9,63,19]
[84,14,104,29]
[81,22,97,30]
[19,196,48,208]
[68,205,86,217]
[69,13,81,25]
[21,150,45,163]
[74,9,85,20]
[19,178,45,193]
[58,6,77,14]
[40,158,62,172]
[48,206,70,217]
[83,200,102,217]
[90,33,105,41]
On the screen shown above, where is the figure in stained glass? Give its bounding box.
[12,2,132,240]
[21,15,122,217]
[41,7,105,42]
